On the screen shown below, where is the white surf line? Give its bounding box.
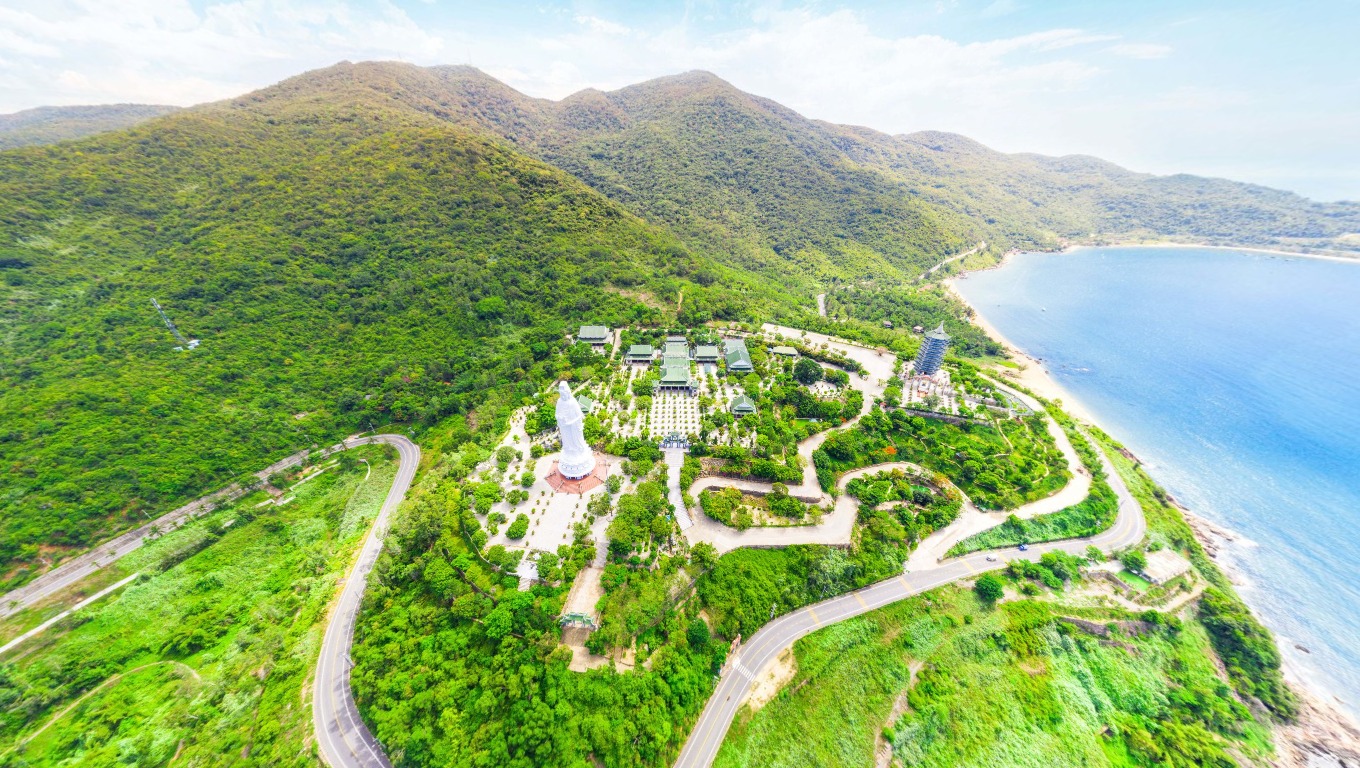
[0,572,141,656]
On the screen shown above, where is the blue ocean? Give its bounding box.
[953,246,1360,716]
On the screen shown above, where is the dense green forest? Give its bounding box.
[233,63,983,292]
[814,406,1068,510]
[0,58,1319,768]
[351,443,722,767]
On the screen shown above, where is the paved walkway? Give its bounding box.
[0,572,141,656]
[673,432,1144,768]
[680,329,1091,559]
[665,448,695,531]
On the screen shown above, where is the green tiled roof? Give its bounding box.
[578,325,610,342]
[724,338,752,370]
[694,344,720,361]
[730,394,756,414]
[659,364,692,386]
[625,344,654,359]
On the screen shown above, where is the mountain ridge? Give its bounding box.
[9,62,1354,257]
[0,103,181,149]
[237,62,1360,256]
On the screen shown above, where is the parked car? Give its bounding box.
[1018,543,1029,551]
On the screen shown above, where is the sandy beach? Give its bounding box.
[1069,239,1360,264]
[943,274,1096,422]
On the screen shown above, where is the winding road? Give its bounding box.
[1,430,417,768]
[918,240,987,282]
[313,434,419,768]
[1,331,1138,768]
[672,428,1142,768]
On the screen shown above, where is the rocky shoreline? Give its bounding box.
[949,259,1360,764]
[1176,501,1360,766]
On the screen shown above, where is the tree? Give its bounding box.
[506,514,529,539]
[793,357,823,385]
[974,573,1004,604]
[1121,549,1148,573]
[690,542,717,569]
[475,295,507,319]
[686,618,711,650]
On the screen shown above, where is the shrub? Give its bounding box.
[974,573,1004,604]
[506,514,529,540]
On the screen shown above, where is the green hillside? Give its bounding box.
[6,61,1353,587]
[233,62,985,289]
[0,93,777,585]
[0,104,181,150]
[276,62,1358,258]
[833,127,1360,252]
[0,60,1327,768]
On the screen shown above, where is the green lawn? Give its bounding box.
[1116,570,1153,591]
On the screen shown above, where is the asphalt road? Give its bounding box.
[673,433,1144,768]
[312,434,420,768]
[0,448,319,618]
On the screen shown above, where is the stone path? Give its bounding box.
[665,448,694,531]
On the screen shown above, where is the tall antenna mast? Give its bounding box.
[151,298,199,350]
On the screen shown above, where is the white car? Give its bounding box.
[985,555,997,562]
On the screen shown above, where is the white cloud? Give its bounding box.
[573,15,633,37]
[0,0,443,110]
[1108,42,1172,59]
[494,7,1112,120]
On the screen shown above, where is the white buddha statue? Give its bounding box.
[555,381,596,479]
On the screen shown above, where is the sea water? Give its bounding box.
[953,246,1360,716]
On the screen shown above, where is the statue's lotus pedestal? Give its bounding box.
[546,453,609,494]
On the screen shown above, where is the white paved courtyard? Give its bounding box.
[650,391,701,441]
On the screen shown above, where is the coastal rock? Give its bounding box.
[1272,687,1360,768]
[1180,506,1238,561]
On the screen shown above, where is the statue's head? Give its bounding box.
[558,380,572,399]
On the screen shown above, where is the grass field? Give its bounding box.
[716,585,1274,768]
[0,448,395,767]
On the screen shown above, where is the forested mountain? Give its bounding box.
[225,63,983,288]
[0,87,777,585]
[0,104,180,149]
[249,62,1358,257]
[0,60,1338,767]
[831,127,1360,251]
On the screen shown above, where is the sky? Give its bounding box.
[1,0,1356,201]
